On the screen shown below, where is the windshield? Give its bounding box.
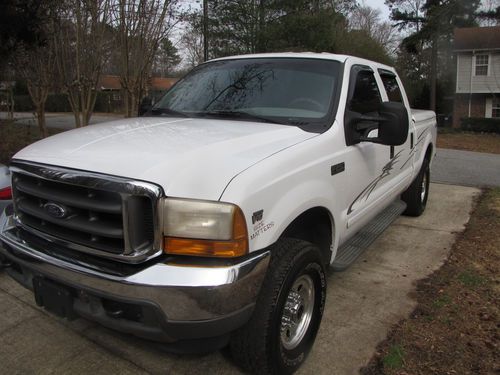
[152,58,341,131]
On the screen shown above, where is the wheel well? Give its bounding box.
[280,207,333,265]
[425,143,433,161]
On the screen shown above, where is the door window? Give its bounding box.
[379,72,403,103]
[349,70,381,114]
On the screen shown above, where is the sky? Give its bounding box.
[363,0,391,21]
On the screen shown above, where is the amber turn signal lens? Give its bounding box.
[163,237,247,257]
[163,206,248,258]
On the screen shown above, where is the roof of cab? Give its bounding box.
[208,52,396,73]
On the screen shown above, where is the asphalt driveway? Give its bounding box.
[0,183,479,374]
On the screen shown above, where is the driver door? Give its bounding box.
[343,65,396,233]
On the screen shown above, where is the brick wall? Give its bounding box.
[452,94,487,128]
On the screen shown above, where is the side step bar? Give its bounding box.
[331,200,407,271]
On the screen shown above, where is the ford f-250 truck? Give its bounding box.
[0,53,436,374]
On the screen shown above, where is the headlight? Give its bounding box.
[162,198,248,257]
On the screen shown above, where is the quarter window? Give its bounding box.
[475,54,489,76]
[349,70,381,114]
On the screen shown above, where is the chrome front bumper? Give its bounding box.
[0,210,270,343]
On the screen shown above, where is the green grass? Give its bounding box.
[383,345,405,370]
[457,270,486,288]
[432,295,451,309]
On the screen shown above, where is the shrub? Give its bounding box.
[12,95,34,111]
[460,117,500,133]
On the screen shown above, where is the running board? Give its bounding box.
[331,200,407,271]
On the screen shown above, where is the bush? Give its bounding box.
[13,95,34,111]
[12,92,123,113]
[460,117,500,133]
[13,94,71,112]
[45,94,72,112]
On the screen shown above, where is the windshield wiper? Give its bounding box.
[194,110,286,125]
[150,107,189,118]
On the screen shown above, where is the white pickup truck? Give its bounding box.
[0,53,436,374]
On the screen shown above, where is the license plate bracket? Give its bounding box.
[33,277,76,320]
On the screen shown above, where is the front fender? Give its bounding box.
[220,136,347,262]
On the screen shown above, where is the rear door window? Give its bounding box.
[379,71,403,103]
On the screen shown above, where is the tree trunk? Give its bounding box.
[257,0,265,52]
[36,105,48,138]
[83,89,98,126]
[429,37,438,111]
[7,88,14,120]
[203,0,208,61]
[124,90,131,117]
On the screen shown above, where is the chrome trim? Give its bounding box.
[0,211,270,321]
[10,160,163,263]
[12,218,163,264]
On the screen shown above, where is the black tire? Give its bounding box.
[402,158,430,216]
[230,238,327,374]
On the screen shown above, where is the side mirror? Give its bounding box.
[352,102,409,146]
[371,101,409,146]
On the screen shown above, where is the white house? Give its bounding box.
[453,26,500,127]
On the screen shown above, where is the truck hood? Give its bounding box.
[14,117,317,200]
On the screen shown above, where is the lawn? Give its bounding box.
[362,188,500,375]
[437,131,500,154]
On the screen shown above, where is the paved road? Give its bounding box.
[0,112,122,130]
[0,184,480,374]
[432,148,500,188]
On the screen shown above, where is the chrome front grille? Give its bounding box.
[10,161,162,263]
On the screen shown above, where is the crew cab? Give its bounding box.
[0,53,436,374]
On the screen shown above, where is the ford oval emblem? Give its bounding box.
[43,202,68,219]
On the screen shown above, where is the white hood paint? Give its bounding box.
[14,117,317,200]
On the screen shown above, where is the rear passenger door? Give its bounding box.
[377,69,414,191]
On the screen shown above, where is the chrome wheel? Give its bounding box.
[421,169,427,203]
[280,274,315,350]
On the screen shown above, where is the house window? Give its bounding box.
[493,97,500,118]
[474,54,489,76]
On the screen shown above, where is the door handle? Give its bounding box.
[410,133,414,149]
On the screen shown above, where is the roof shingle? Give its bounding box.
[454,26,500,51]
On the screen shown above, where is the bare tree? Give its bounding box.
[350,5,399,55]
[112,0,179,117]
[181,18,204,69]
[54,0,112,127]
[15,44,56,137]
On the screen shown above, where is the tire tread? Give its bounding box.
[230,238,322,374]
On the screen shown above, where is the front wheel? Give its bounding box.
[402,158,430,216]
[230,238,326,374]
